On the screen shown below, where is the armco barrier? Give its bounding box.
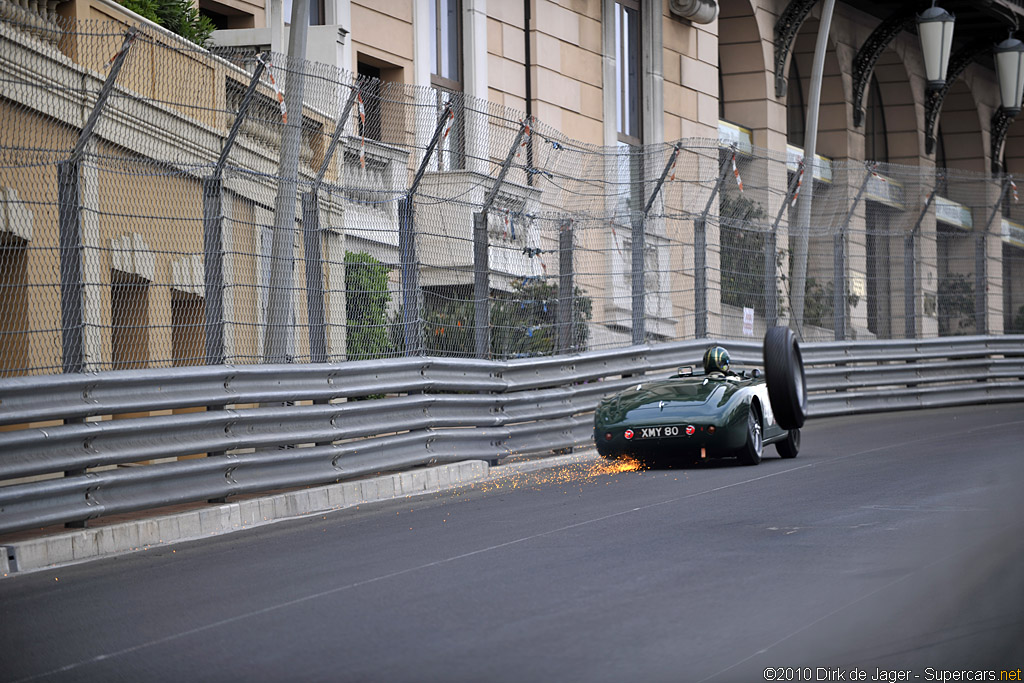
[1,336,1022,535]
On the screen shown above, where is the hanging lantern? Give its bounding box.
[994,37,1024,115]
[917,4,955,90]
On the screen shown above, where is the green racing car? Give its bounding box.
[594,345,801,466]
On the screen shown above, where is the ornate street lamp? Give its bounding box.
[917,4,955,90]
[994,36,1024,115]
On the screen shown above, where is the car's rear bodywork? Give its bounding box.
[593,368,789,462]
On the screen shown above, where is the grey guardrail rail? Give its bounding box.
[1,336,1021,535]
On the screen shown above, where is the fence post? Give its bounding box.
[57,28,137,374]
[301,86,359,363]
[399,103,455,356]
[202,55,268,366]
[766,166,804,329]
[557,219,574,354]
[904,189,936,339]
[695,150,733,338]
[302,193,326,363]
[202,177,225,365]
[57,161,84,374]
[472,118,532,359]
[834,165,874,341]
[977,176,1011,335]
[473,211,490,358]
[630,209,646,345]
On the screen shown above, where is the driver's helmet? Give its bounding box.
[703,345,731,375]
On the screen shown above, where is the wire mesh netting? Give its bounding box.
[2,15,1024,378]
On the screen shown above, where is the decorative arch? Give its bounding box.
[1002,116,1024,176]
[788,18,850,159]
[851,2,919,129]
[718,0,771,131]
[773,0,820,98]
[940,79,987,174]
[866,48,917,164]
[924,38,990,156]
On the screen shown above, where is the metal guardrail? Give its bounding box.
[1,336,1022,535]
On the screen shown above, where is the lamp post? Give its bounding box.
[917,4,955,89]
[995,36,1024,114]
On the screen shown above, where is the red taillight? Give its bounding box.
[708,426,715,434]
[605,432,613,441]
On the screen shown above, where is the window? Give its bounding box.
[786,57,805,147]
[615,0,641,146]
[430,0,461,90]
[282,0,325,26]
[864,75,888,163]
[430,0,464,170]
[0,233,27,375]
[357,62,383,142]
[172,290,204,367]
[111,271,150,370]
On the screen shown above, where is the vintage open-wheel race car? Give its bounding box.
[594,327,807,466]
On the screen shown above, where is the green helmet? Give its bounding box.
[703,345,730,374]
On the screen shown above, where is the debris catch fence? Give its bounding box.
[2,17,1024,379]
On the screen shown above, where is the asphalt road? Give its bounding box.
[2,404,1023,683]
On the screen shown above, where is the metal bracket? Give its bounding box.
[400,102,455,356]
[851,4,918,128]
[213,53,268,179]
[833,164,875,340]
[312,85,360,191]
[904,187,937,338]
[991,107,1017,174]
[774,0,820,98]
[925,39,990,155]
[475,118,533,358]
[695,151,736,338]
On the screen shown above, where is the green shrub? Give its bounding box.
[393,279,592,359]
[117,0,216,46]
[344,251,393,360]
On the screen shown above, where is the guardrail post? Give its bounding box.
[557,219,575,354]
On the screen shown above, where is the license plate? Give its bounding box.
[635,425,683,439]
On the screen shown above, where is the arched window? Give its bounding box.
[786,57,805,147]
[864,75,888,163]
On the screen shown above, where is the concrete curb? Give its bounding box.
[0,450,599,577]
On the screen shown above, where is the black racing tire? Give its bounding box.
[737,403,763,466]
[763,326,807,430]
[776,428,800,459]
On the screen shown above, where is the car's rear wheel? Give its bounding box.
[737,404,762,466]
[776,428,800,459]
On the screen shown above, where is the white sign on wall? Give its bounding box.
[742,307,754,336]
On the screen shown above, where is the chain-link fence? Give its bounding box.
[2,14,1024,378]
